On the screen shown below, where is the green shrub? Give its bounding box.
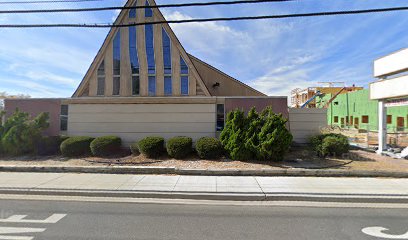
[130,142,140,155]
[321,135,349,157]
[137,136,165,158]
[309,133,349,157]
[195,137,223,159]
[90,136,122,157]
[220,107,293,161]
[220,109,253,160]
[166,136,192,159]
[36,135,69,156]
[0,109,49,155]
[60,136,94,157]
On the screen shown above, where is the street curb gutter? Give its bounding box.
[0,188,407,203]
[1,165,408,178]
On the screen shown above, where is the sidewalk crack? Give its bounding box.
[116,175,146,190]
[171,175,181,193]
[34,174,66,188]
[254,177,266,200]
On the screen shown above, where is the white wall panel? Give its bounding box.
[370,75,408,100]
[374,48,408,77]
[67,104,216,146]
[289,108,327,144]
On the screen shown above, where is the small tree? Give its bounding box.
[220,107,292,161]
[220,109,253,160]
[256,108,293,161]
[0,109,49,155]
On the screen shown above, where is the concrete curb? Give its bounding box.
[0,188,407,203]
[1,165,408,178]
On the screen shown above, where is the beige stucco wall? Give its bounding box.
[289,108,327,144]
[67,103,216,146]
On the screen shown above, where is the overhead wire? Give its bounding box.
[0,0,293,13]
[0,6,408,28]
[0,0,102,4]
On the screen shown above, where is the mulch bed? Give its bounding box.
[0,147,407,172]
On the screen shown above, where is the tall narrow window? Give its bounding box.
[97,60,105,96]
[113,31,121,95]
[145,0,152,17]
[164,76,172,95]
[129,1,136,18]
[216,104,225,131]
[162,28,171,75]
[129,26,140,95]
[148,76,156,96]
[180,56,189,95]
[60,105,68,131]
[162,28,172,95]
[145,24,156,96]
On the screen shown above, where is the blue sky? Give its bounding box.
[0,0,408,99]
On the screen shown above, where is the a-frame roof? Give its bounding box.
[72,0,210,97]
[72,0,265,97]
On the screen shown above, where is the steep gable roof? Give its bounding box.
[72,0,210,97]
[189,54,266,96]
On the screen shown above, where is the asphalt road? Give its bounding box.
[0,199,407,240]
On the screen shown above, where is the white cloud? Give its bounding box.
[163,11,250,56]
[1,79,71,98]
[250,67,315,97]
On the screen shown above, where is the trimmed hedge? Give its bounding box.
[309,133,349,157]
[166,136,192,159]
[196,137,223,159]
[137,136,165,158]
[36,135,69,156]
[60,136,94,157]
[90,136,122,157]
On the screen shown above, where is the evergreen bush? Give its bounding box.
[195,137,223,159]
[0,109,49,155]
[90,136,122,157]
[60,136,94,157]
[220,109,252,160]
[309,133,349,157]
[137,136,165,158]
[220,107,293,161]
[166,136,192,159]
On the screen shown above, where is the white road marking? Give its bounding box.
[4,216,27,222]
[0,236,35,240]
[0,214,66,224]
[362,227,408,239]
[0,227,45,240]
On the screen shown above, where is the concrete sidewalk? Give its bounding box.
[0,172,407,202]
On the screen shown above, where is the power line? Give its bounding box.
[4,6,408,27]
[1,6,407,28]
[0,0,102,4]
[0,0,292,13]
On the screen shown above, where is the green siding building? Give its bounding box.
[316,89,408,132]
